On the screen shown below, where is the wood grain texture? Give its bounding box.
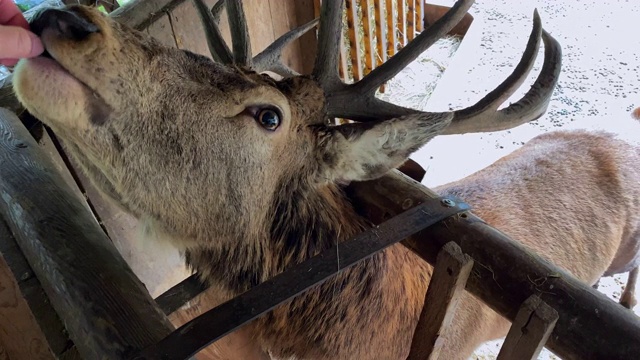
[0,108,174,359]
[347,171,640,360]
[497,295,558,360]
[147,13,178,48]
[407,241,473,360]
[361,0,376,75]
[0,243,54,360]
[346,0,363,80]
[170,0,216,57]
[0,210,72,358]
[110,0,188,31]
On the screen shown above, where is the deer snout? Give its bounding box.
[30,8,99,42]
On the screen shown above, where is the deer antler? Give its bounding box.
[312,0,561,134]
[193,0,319,77]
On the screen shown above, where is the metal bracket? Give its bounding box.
[134,196,470,360]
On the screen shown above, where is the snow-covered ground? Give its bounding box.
[383,1,639,359]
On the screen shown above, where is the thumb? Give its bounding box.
[0,25,44,60]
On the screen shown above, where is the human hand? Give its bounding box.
[0,0,44,66]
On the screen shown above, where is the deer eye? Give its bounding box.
[256,109,280,131]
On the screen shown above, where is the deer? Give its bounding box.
[10,0,638,359]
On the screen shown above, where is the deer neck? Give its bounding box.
[185,181,367,295]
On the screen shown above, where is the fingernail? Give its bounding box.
[28,32,44,57]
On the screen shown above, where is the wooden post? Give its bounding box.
[347,171,640,360]
[346,0,364,80]
[0,227,55,360]
[361,0,376,76]
[497,295,558,360]
[0,108,175,359]
[407,241,473,360]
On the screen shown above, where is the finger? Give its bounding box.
[1,59,19,67]
[0,0,29,29]
[0,26,44,59]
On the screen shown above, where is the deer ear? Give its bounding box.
[316,113,452,183]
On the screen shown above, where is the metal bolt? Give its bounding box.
[441,198,456,207]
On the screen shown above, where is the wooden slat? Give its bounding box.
[0,220,74,357]
[293,0,318,75]
[268,0,304,73]
[407,241,474,360]
[170,0,215,58]
[373,0,386,92]
[407,0,416,41]
[0,239,54,360]
[397,0,407,47]
[0,108,175,359]
[110,0,187,31]
[361,0,376,75]
[346,0,363,80]
[497,295,559,360]
[385,0,397,57]
[416,0,424,32]
[374,0,386,66]
[146,13,178,48]
[339,30,351,81]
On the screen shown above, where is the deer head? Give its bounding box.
[12,0,560,254]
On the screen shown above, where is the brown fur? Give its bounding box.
[12,6,640,359]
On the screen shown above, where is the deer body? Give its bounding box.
[171,130,640,360]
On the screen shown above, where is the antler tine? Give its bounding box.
[312,0,346,93]
[226,0,252,67]
[442,9,562,134]
[350,0,475,96]
[324,0,474,120]
[325,8,561,136]
[193,0,233,64]
[211,0,226,25]
[253,17,320,78]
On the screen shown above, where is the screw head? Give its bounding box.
[441,198,456,207]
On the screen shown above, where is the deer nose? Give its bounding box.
[30,8,98,41]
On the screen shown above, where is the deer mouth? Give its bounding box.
[13,7,112,128]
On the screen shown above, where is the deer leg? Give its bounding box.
[620,267,639,309]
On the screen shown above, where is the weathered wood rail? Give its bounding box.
[1,1,640,359]
[0,108,175,358]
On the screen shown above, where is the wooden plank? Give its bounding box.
[497,296,559,360]
[416,0,424,32]
[407,241,473,360]
[361,0,376,75]
[268,0,303,73]
[339,30,350,82]
[407,0,416,41]
[110,0,187,31]
[293,0,318,75]
[0,108,175,359]
[374,0,386,66]
[170,0,214,57]
[0,220,72,357]
[347,170,640,360]
[0,243,54,360]
[147,13,178,48]
[346,0,363,80]
[385,0,397,58]
[397,0,407,48]
[38,129,94,216]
